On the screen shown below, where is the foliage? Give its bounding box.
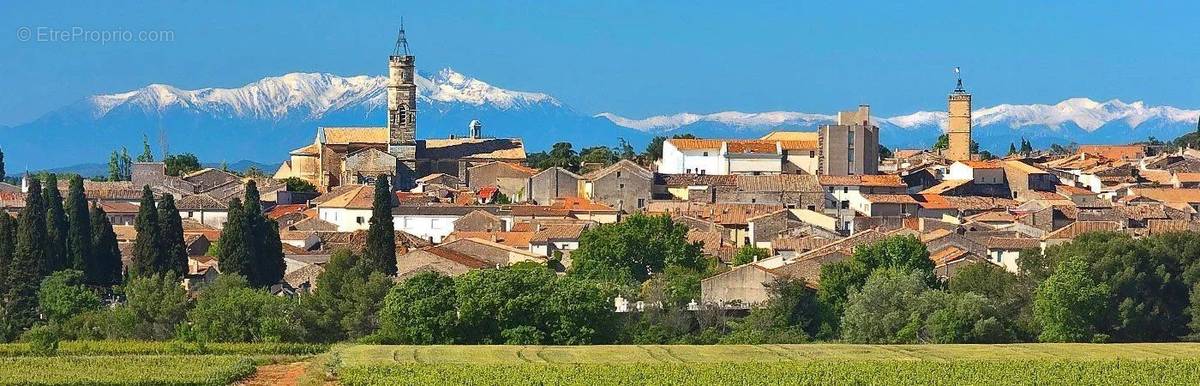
[163,153,201,176]
[243,166,265,178]
[0,340,328,356]
[840,268,930,343]
[64,175,91,271]
[948,262,1034,340]
[643,133,695,162]
[364,175,397,276]
[6,178,48,338]
[732,244,771,265]
[130,186,163,278]
[878,144,893,159]
[281,176,317,193]
[107,146,134,181]
[108,273,190,340]
[42,173,69,274]
[818,235,933,318]
[456,263,615,345]
[88,207,123,286]
[0,213,15,298]
[186,274,305,342]
[0,146,4,181]
[571,213,704,286]
[724,277,831,343]
[157,194,188,278]
[537,142,582,172]
[580,146,617,168]
[20,326,58,356]
[217,182,285,287]
[1034,257,1108,343]
[37,270,100,324]
[379,271,459,344]
[217,198,249,277]
[137,135,155,162]
[300,250,393,342]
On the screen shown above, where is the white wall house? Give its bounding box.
[659,136,817,176]
[392,207,491,243]
[946,161,1006,184]
[317,207,373,232]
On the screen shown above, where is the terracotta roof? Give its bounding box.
[314,185,375,209]
[1003,160,1048,174]
[582,159,652,181]
[97,201,139,214]
[733,174,821,192]
[1147,219,1199,235]
[667,138,726,150]
[289,143,320,156]
[919,179,972,195]
[420,138,526,160]
[287,217,338,232]
[446,231,534,249]
[112,225,137,241]
[176,194,228,210]
[760,131,818,141]
[818,174,906,187]
[1129,188,1200,204]
[653,202,784,226]
[551,197,616,212]
[726,141,778,154]
[420,246,492,269]
[1055,184,1095,196]
[322,127,388,144]
[965,210,1017,223]
[929,246,970,266]
[655,174,738,187]
[1042,221,1123,240]
[914,195,1017,211]
[983,237,1039,250]
[771,236,832,252]
[861,194,919,204]
[530,223,587,243]
[1078,144,1145,160]
[1174,173,1200,183]
[778,140,819,150]
[960,160,1004,169]
[267,204,308,220]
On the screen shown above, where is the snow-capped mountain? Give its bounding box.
[2,69,637,169]
[3,68,1199,170]
[599,98,1200,152]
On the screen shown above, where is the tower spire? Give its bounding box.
[393,18,410,57]
[953,66,965,92]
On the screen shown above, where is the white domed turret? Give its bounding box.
[469,119,482,139]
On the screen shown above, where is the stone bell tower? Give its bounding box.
[946,67,973,162]
[388,22,418,187]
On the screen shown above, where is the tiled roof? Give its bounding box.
[655,174,738,187]
[1129,188,1200,204]
[861,194,919,204]
[175,194,228,210]
[322,127,387,144]
[965,210,1017,223]
[760,131,818,141]
[266,204,308,220]
[287,217,338,232]
[420,138,526,160]
[818,174,906,187]
[583,159,652,181]
[289,143,321,156]
[919,179,972,195]
[667,138,726,150]
[1042,221,1123,240]
[726,141,778,154]
[1174,173,1200,183]
[1078,144,1145,160]
[419,246,492,269]
[530,223,587,243]
[1003,160,1048,174]
[960,160,1003,169]
[446,231,534,249]
[983,237,1039,250]
[929,246,970,266]
[653,202,785,226]
[733,174,821,192]
[314,185,374,209]
[913,195,1017,211]
[468,161,539,176]
[97,201,139,214]
[551,197,616,212]
[771,236,832,252]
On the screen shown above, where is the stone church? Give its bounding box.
[274,28,525,191]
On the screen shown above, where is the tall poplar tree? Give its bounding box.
[217,198,250,278]
[6,178,48,334]
[364,175,397,276]
[42,174,69,274]
[65,175,92,271]
[89,207,123,286]
[156,194,188,278]
[130,186,162,277]
[0,213,15,297]
[0,147,6,181]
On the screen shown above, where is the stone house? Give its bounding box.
[583,160,652,213]
[466,161,537,202]
[529,167,582,205]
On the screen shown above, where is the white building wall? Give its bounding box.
[987,249,1021,273]
[945,162,975,180]
[180,210,228,229]
[393,214,461,243]
[660,141,726,175]
[318,207,374,232]
[727,157,782,175]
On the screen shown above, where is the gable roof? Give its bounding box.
[818,174,906,187]
[583,159,652,181]
[321,127,387,144]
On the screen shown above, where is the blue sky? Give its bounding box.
[1,1,1198,125]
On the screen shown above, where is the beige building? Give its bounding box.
[947,73,973,161]
[818,105,879,176]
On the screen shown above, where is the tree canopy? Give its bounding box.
[570,214,704,286]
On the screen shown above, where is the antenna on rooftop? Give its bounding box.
[393,18,411,57]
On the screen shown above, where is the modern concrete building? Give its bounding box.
[817,105,880,176]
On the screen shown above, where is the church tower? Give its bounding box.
[946,67,972,161]
[388,23,418,186]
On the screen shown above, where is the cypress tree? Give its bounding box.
[242,180,284,287]
[364,175,397,276]
[0,213,14,297]
[130,186,162,277]
[89,207,123,286]
[7,178,48,334]
[217,198,250,278]
[42,174,68,274]
[156,194,188,278]
[0,147,5,181]
[65,175,92,271]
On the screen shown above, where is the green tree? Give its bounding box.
[931,134,949,151]
[5,178,48,337]
[120,147,133,180]
[840,268,930,344]
[244,181,284,288]
[545,276,618,344]
[732,244,771,265]
[108,150,123,181]
[162,153,200,176]
[64,176,92,271]
[217,198,250,278]
[918,290,1006,343]
[157,194,188,278]
[243,166,265,178]
[455,263,557,344]
[300,250,393,342]
[617,138,637,161]
[579,146,617,167]
[107,273,189,340]
[948,262,1034,340]
[281,177,317,193]
[1020,138,1033,154]
[1008,143,1018,156]
[186,274,305,342]
[379,271,459,344]
[42,174,69,274]
[570,214,704,286]
[37,269,100,324]
[878,144,893,159]
[0,213,14,297]
[818,235,933,317]
[724,277,833,343]
[0,147,5,181]
[130,186,162,278]
[137,135,154,162]
[643,134,695,162]
[364,176,397,276]
[1034,257,1108,343]
[538,142,581,172]
[88,207,123,286]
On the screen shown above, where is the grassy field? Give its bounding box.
[332,344,1200,385]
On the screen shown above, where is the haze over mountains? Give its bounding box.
[3,69,1198,170]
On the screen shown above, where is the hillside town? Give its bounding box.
[4,29,1200,349]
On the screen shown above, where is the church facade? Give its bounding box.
[274,28,526,191]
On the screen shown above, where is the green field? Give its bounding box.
[0,355,255,385]
[332,344,1200,385]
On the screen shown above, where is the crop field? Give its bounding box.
[0,355,255,385]
[333,344,1200,385]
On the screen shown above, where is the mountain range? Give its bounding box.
[2,69,1198,170]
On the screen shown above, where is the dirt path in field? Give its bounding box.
[238,361,309,386]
